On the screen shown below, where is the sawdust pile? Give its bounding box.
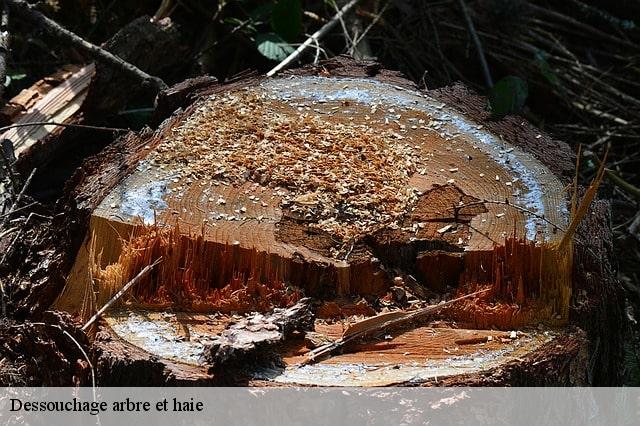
[151,90,419,241]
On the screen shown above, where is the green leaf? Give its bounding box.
[256,32,295,61]
[487,76,528,117]
[271,0,302,41]
[9,73,27,81]
[4,73,27,87]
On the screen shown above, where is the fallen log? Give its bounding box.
[0,14,185,208]
[4,57,622,386]
[0,64,94,209]
[0,64,95,166]
[83,15,185,115]
[0,65,85,123]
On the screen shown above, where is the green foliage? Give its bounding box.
[487,76,528,117]
[256,32,295,61]
[250,0,301,61]
[271,0,302,41]
[4,72,27,88]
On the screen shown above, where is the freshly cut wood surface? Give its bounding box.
[56,75,570,318]
[41,59,610,386]
[97,307,567,386]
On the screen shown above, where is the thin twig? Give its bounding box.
[302,288,489,365]
[605,170,640,201]
[194,18,251,60]
[347,0,390,57]
[628,214,640,242]
[0,200,36,219]
[0,167,34,228]
[0,1,10,102]
[0,210,45,268]
[31,323,96,402]
[446,199,568,233]
[0,225,17,238]
[457,0,493,88]
[81,257,163,331]
[266,0,361,77]
[8,211,51,223]
[584,150,640,201]
[0,140,19,194]
[332,1,355,51]
[7,0,167,91]
[526,2,638,50]
[0,121,129,134]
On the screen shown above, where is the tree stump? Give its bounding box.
[47,58,621,386]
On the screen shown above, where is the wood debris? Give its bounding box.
[151,91,421,242]
[203,298,314,368]
[0,64,95,159]
[302,289,489,365]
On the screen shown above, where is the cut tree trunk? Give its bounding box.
[15,57,622,386]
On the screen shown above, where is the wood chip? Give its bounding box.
[437,224,453,234]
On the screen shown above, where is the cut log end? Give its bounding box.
[53,70,581,385]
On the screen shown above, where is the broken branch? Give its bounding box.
[81,257,163,332]
[0,121,129,134]
[303,288,490,365]
[0,167,34,228]
[457,0,493,88]
[585,150,640,201]
[7,0,167,92]
[266,0,360,77]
